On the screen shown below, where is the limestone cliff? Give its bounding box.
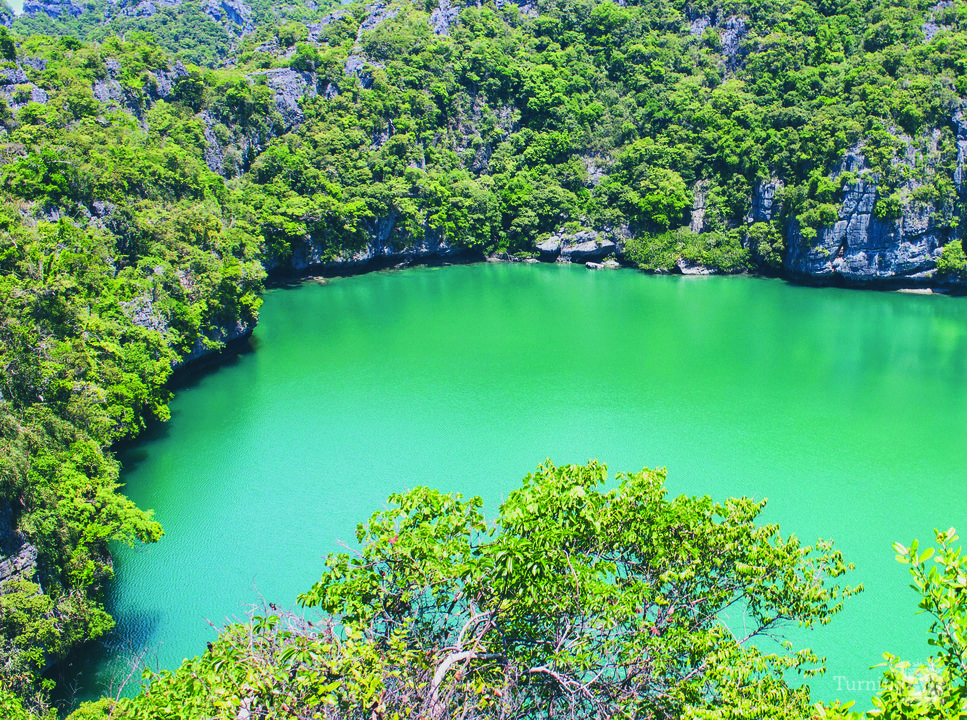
[783,173,945,284]
[20,0,255,36]
[0,504,39,595]
[21,0,85,19]
[9,0,967,289]
[755,125,966,287]
[536,229,619,263]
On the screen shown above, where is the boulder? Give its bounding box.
[536,237,561,260]
[561,239,617,262]
[677,258,717,275]
[536,229,618,263]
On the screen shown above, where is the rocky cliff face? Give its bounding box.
[0,63,49,109]
[22,0,85,18]
[21,0,256,35]
[0,503,40,593]
[783,174,944,284]
[200,67,323,174]
[202,0,254,35]
[122,293,254,370]
[687,10,748,72]
[175,319,253,369]
[268,217,468,274]
[536,229,619,263]
[753,129,964,286]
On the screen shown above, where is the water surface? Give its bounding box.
[80,264,967,707]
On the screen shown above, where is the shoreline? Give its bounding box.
[171,251,965,390]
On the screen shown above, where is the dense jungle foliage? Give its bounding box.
[2,0,967,713]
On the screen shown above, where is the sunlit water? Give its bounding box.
[66,263,967,708]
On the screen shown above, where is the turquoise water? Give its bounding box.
[76,263,967,707]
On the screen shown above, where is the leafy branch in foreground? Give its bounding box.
[301,460,859,719]
[78,460,859,719]
[821,528,967,719]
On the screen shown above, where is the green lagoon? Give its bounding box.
[76,262,967,706]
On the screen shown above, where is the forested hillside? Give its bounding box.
[1,0,967,714]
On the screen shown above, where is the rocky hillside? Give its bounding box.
[9,0,339,65]
[7,0,967,287]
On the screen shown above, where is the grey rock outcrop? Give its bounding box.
[493,0,539,18]
[22,0,85,18]
[720,16,747,59]
[122,291,253,369]
[106,0,180,19]
[204,0,254,35]
[563,238,617,261]
[21,57,48,72]
[0,66,29,86]
[27,0,254,37]
[344,53,368,76]
[0,64,49,109]
[93,77,126,106]
[269,217,466,273]
[307,9,348,42]
[430,0,459,35]
[251,68,316,129]
[689,16,711,36]
[922,1,952,42]
[85,59,187,117]
[146,60,189,101]
[199,67,318,174]
[120,296,168,334]
[357,1,397,37]
[344,53,384,89]
[690,180,708,233]
[583,155,607,186]
[0,504,39,593]
[953,104,967,193]
[688,11,747,70]
[176,319,252,368]
[677,258,718,275]
[536,229,618,263]
[749,179,782,223]
[536,237,561,260]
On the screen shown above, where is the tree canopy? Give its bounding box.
[80,461,859,719]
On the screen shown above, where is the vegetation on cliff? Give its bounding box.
[1,0,967,712]
[0,29,264,713]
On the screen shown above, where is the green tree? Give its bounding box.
[820,529,967,718]
[0,27,15,61]
[295,460,858,718]
[98,462,859,719]
[936,240,967,281]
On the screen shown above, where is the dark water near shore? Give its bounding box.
[69,263,967,708]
